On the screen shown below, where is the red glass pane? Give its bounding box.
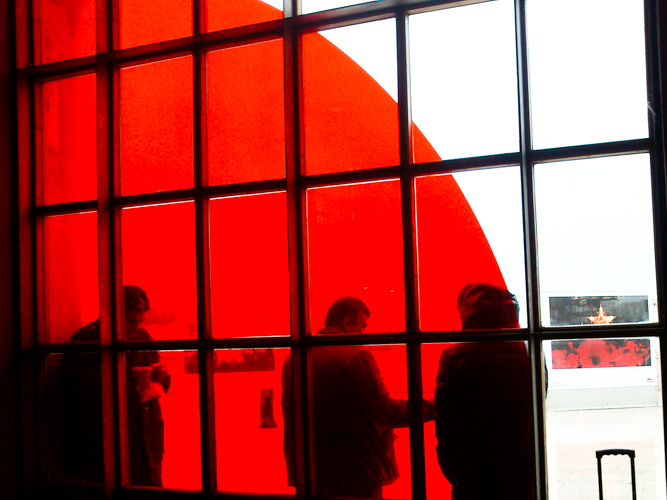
[120,0,192,49]
[302,344,410,498]
[422,342,534,499]
[215,348,292,493]
[415,173,509,332]
[126,350,201,489]
[121,202,197,340]
[120,57,194,196]
[306,181,405,333]
[302,24,399,175]
[207,41,285,185]
[43,212,99,344]
[39,74,96,205]
[209,193,289,338]
[206,0,282,32]
[33,0,95,65]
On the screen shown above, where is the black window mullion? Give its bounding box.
[514,0,547,497]
[397,10,428,500]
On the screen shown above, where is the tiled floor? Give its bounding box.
[546,406,666,499]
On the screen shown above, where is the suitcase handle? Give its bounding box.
[596,449,636,459]
[596,449,637,500]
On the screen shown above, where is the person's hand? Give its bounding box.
[422,399,436,422]
[151,362,169,383]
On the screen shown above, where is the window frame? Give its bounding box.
[13,0,667,498]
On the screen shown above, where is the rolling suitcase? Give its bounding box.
[596,449,637,500]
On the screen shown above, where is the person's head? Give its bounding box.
[324,296,371,333]
[457,283,519,330]
[124,285,150,337]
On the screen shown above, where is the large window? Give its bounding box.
[16,0,667,498]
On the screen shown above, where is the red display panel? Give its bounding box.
[43,212,99,344]
[213,348,292,493]
[206,0,282,32]
[120,0,192,49]
[33,0,95,65]
[307,344,411,498]
[121,202,197,340]
[209,193,290,338]
[207,41,285,185]
[306,181,405,333]
[302,26,399,175]
[126,350,202,489]
[39,74,96,205]
[120,57,194,196]
[415,174,508,331]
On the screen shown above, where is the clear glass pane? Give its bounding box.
[215,348,293,493]
[120,57,194,196]
[206,0,282,32]
[423,341,534,499]
[289,344,410,498]
[33,0,95,65]
[301,0,379,14]
[306,181,405,333]
[416,168,526,331]
[43,352,104,484]
[43,212,99,344]
[545,337,666,499]
[409,0,519,162]
[121,202,197,340]
[209,192,290,338]
[302,20,399,175]
[125,350,201,489]
[535,155,658,327]
[527,0,649,149]
[120,0,192,49]
[207,41,285,185]
[39,74,96,205]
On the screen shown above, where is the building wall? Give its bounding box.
[0,0,20,497]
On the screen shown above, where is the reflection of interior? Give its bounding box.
[5,0,667,499]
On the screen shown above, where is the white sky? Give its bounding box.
[263,0,656,324]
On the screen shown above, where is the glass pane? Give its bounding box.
[120,0,192,49]
[207,41,285,185]
[125,350,201,489]
[306,181,405,333]
[527,0,649,149]
[42,352,104,484]
[301,0,379,14]
[33,0,95,65]
[545,338,666,499]
[302,20,399,175]
[416,168,526,331]
[209,193,290,338]
[535,155,658,327]
[423,341,534,499]
[121,202,197,340]
[206,0,282,32]
[410,0,519,161]
[120,57,194,196]
[39,74,96,205]
[215,348,293,493]
[285,344,410,497]
[43,212,99,344]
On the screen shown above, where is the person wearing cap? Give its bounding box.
[61,285,170,486]
[434,283,534,499]
[282,296,435,498]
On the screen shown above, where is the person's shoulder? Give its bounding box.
[68,320,101,342]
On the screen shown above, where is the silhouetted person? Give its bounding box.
[282,296,434,498]
[434,283,534,499]
[61,285,170,486]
